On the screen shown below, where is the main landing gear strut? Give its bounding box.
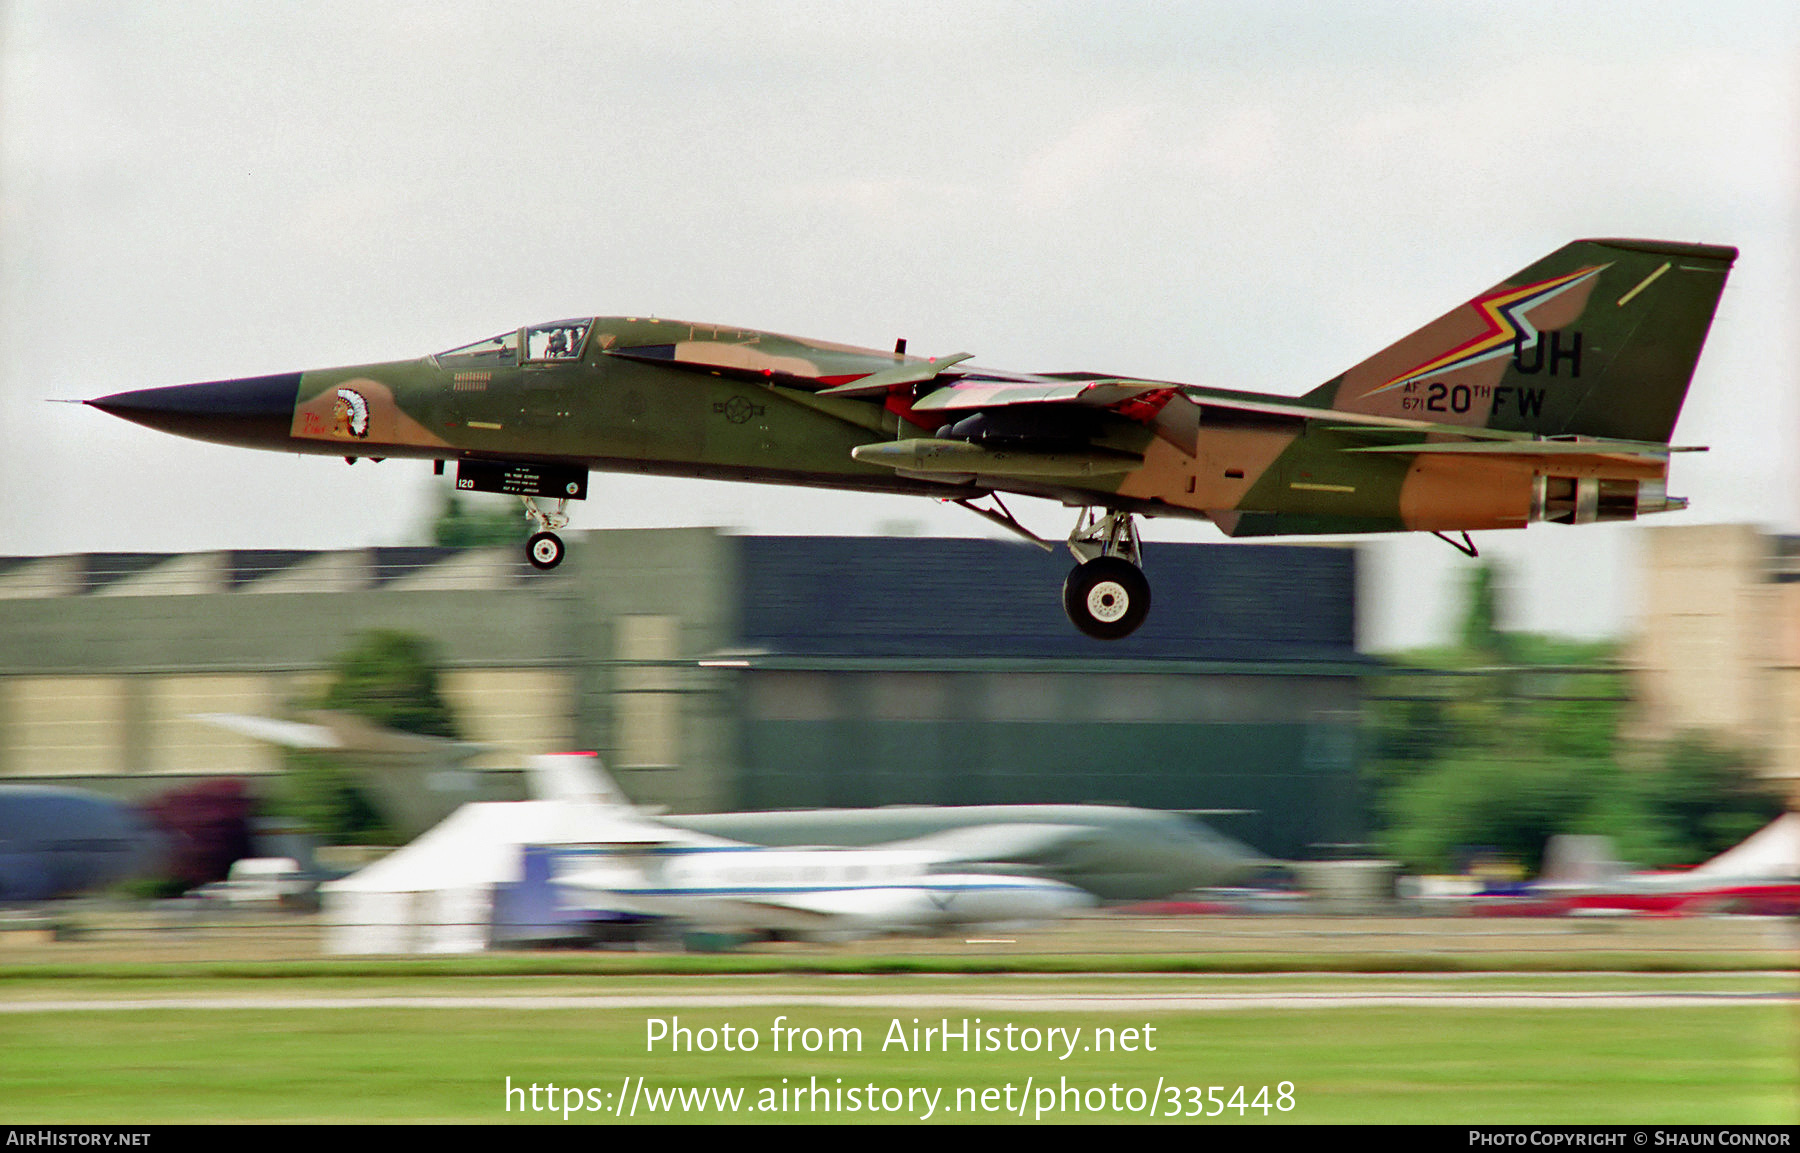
[521,495,570,570]
[1063,508,1150,640]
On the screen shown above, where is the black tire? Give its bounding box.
[1062,557,1150,640]
[527,531,565,570]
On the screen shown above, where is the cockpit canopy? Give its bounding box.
[438,320,591,367]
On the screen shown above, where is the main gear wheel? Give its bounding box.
[1062,556,1150,640]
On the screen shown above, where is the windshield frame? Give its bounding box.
[435,329,521,368]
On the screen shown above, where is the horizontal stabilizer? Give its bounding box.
[1342,439,1701,459]
[914,375,1724,470]
[913,376,1570,442]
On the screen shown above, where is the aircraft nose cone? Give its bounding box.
[86,372,302,450]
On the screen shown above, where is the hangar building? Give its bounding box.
[0,530,1368,859]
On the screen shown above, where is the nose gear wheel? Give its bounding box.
[521,495,570,570]
[527,531,565,570]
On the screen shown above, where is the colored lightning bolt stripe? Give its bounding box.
[1362,264,1608,397]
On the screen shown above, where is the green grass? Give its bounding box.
[0,969,1794,1000]
[2,991,1793,1123]
[4,925,1793,1124]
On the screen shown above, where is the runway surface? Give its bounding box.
[6,988,1793,1012]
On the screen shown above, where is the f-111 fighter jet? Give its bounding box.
[88,238,1734,638]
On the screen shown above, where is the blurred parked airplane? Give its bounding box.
[534,753,1085,936]
[665,803,1263,902]
[211,713,1267,902]
[325,754,1095,948]
[1457,822,1800,917]
[0,785,163,901]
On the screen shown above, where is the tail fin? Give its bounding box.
[527,753,633,808]
[1313,238,1736,443]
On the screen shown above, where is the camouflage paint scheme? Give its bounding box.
[90,239,1734,553]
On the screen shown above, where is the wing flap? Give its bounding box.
[911,377,1173,412]
[604,344,975,395]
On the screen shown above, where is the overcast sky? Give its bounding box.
[2,2,1794,649]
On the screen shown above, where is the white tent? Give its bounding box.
[320,799,665,954]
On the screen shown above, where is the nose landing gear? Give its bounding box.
[521,495,570,570]
[1063,508,1150,640]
